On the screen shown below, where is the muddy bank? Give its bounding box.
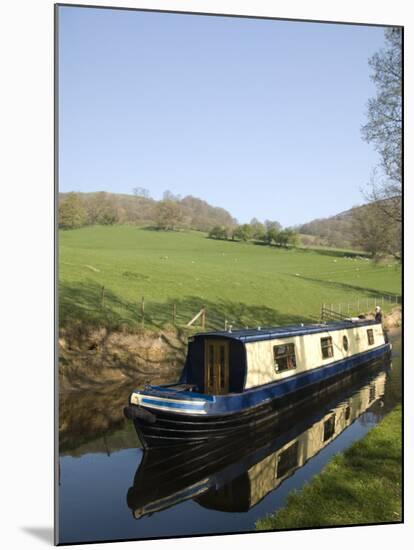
[59,325,187,392]
[383,306,402,329]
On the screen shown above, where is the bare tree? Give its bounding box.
[163,190,181,202]
[351,202,400,259]
[155,200,184,230]
[361,27,402,222]
[132,187,150,198]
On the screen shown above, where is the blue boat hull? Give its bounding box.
[130,344,391,448]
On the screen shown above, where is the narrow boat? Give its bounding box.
[124,318,391,448]
[127,364,389,518]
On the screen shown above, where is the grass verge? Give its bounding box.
[256,404,402,530]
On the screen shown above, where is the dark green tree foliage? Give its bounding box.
[208,225,229,240]
[232,224,252,242]
[266,227,279,245]
[271,228,298,248]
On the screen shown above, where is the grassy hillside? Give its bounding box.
[59,226,401,331]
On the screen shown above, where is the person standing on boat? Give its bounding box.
[375,306,383,323]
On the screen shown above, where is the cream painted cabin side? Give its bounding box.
[244,323,385,389]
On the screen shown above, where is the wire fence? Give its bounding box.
[320,294,401,323]
[61,283,401,332]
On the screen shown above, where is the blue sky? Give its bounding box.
[58,6,387,226]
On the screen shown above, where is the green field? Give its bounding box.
[59,226,401,330]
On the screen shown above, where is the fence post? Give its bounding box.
[224,318,228,331]
[141,296,145,328]
[101,286,105,308]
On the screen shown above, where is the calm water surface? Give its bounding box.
[58,331,401,544]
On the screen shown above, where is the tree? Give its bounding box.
[163,190,181,202]
[59,193,87,229]
[264,219,282,232]
[208,225,229,240]
[132,187,150,198]
[266,227,280,245]
[232,224,252,242]
[351,203,400,258]
[274,229,289,247]
[361,27,402,222]
[155,200,183,230]
[86,192,119,225]
[284,228,299,247]
[249,218,266,240]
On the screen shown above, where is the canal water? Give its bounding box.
[58,331,401,544]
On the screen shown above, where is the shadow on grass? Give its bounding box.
[288,274,401,302]
[59,280,314,331]
[295,247,371,259]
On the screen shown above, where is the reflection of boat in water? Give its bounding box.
[124,319,390,448]
[127,362,389,518]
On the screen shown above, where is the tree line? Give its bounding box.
[59,191,298,248]
[58,190,236,232]
[208,219,299,247]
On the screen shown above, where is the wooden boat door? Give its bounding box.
[204,339,229,395]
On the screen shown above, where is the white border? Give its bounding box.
[1,1,411,549]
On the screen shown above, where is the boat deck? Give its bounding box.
[199,319,378,343]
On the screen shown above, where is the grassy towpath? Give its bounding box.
[256,405,402,530]
[59,226,401,330]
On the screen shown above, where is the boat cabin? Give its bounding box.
[180,319,386,395]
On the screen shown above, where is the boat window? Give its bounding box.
[276,441,299,479]
[343,335,349,351]
[323,414,336,442]
[273,343,296,373]
[345,406,351,421]
[367,329,374,345]
[369,384,376,403]
[320,336,334,359]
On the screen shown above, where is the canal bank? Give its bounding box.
[58,306,401,391]
[256,403,402,530]
[58,330,400,543]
